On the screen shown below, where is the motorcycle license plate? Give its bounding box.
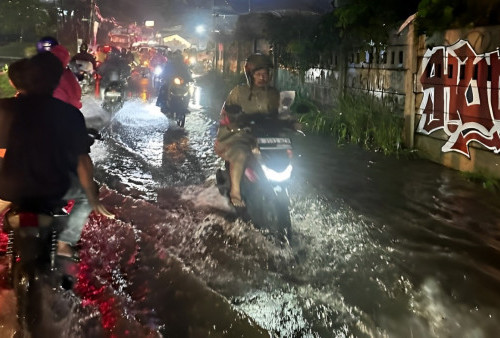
[257,137,292,149]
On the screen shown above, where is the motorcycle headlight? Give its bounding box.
[261,164,293,182]
[173,77,183,85]
[154,66,162,76]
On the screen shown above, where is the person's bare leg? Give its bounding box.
[229,152,247,207]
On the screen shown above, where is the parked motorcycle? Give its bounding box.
[216,115,296,241]
[158,76,190,127]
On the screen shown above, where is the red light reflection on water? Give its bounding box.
[0,189,158,337]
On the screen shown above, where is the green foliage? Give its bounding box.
[416,0,500,35]
[0,0,56,40]
[462,171,500,192]
[0,42,36,58]
[0,73,16,99]
[260,0,421,71]
[262,13,322,70]
[333,0,420,47]
[298,93,404,155]
[290,93,321,116]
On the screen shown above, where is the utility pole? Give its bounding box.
[89,0,95,46]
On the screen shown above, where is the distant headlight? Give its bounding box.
[261,164,292,182]
[154,66,162,76]
[173,77,183,85]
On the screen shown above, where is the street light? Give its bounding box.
[195,25,206,34]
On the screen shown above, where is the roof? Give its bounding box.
[162,34,192,50]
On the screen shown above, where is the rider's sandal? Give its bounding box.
[56,242,81,263]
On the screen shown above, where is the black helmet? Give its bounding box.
[244,53,273,86]
[80,42,88,53]
[37,36,59,53]
[108,46,121,58]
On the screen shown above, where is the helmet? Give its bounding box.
[108,46,121,58]
[80,42,88,53]
[37,36,59,53]
[244,53,273,86]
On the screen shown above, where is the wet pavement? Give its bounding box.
[2,82,500,337]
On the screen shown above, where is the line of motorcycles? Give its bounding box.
[71,57,295,241]
[70,59,192,127]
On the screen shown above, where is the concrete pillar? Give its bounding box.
[402,19,418,149]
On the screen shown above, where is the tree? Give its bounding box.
[262,13,322,70]
[416,0,500,35]
[0,0,56,41]
[331,0,420,49]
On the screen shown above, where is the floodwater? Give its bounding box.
[2,84,500,337]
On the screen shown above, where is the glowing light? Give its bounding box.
[195,25,205,34]
[261,164,293,182]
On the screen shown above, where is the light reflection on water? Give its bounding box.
[88,90,500,337]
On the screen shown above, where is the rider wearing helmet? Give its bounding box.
[50,44,83,109]
[71,42,97,70]
[155,49,192,109]
[97,46,130,97]
[36,36,59,53]
[214,53,280,207]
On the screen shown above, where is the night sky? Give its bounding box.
[96,0,333,25]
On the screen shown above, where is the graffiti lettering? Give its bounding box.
[417,40,500,157]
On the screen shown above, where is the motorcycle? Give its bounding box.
[215,115,297,241]
[1,128,101,336]
[71,60,94,95]
[101,71,127,113]
[132,60,151,79]
[158,76,190,127]
[3,201,72,335]
[152,64,164,89]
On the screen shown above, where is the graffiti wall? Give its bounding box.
[417,40,500,158]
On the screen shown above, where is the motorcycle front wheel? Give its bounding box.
[242,180,292,242]
[177,114,186,128]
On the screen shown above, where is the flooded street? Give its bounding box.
[2,84,500,337]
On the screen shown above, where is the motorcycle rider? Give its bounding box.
[36,35,59,53]
[150,48,167,69]
[121,48,134,65]
[155,50,192,109]
[71,42,97,71]
[0,52,114,258]
[49,43,83,109]
[97,47,130,99]
[214,53,280,207]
